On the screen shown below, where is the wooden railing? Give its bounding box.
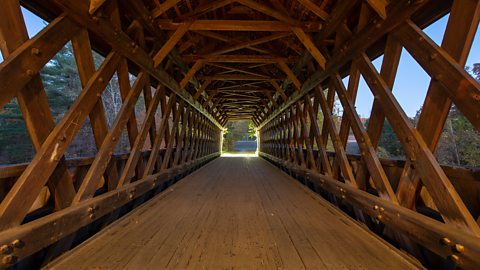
[0,0,223,267]
[257,1,480,267]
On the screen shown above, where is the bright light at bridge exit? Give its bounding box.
[221,152,258,157]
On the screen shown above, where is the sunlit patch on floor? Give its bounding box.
[221,152,258,157]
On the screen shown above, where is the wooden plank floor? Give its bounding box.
[47,156,423,270]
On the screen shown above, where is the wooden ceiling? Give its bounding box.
[20,0,451,126]
[120,0,340,124]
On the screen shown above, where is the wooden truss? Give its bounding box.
[0,0,479,268]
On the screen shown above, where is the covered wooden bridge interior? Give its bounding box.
[0,0,480,269]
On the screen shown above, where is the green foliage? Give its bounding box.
[434,105,480,167]
[40,42,81,121]
[377,120,405,159]
[0,99,34,164]
[248,122,256,138]
[0,42,117,164]
[222,120,256,152]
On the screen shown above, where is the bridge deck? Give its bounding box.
[48,156,422,269]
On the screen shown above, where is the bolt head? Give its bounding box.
[31,48,40,55]
[441,237,452,246]
[11,240,23,249]
[0,245,12,255]
[2,255,16,264]
[453,244,465,253]
[449,254,459,263]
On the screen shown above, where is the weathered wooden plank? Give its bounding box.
[0,154,219,268]
[261,152,480,269]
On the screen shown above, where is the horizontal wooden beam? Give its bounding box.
[198,74,280,81]
[184,55,297,63]
[260,152,480,269]
[203,32,291,57]
[206,63,270,77]
[0,154,219,268]
[215,88,274,92]
[157,20,322,31]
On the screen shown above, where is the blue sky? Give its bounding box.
[1,8,479,117]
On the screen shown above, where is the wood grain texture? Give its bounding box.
[48,157,421,270]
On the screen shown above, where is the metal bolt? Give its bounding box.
[89,213,95,219]
[441,237,452,246]
[26,69,35,76]
[449,254,459,263]
[429,53,438,61]
[377,214,382,220]
[2,255,16,265]
[453,244,465,253]
[379,207,385,213]
[87,207,94,214]
[373,205,379,210]
[341,195,346,199]
[98,77,104,83]
[31,48,40,55]
[11,240,23,249]
[0,245,12,255]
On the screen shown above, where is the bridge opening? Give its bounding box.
[0,0,480,269]
[222,120,257,156]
